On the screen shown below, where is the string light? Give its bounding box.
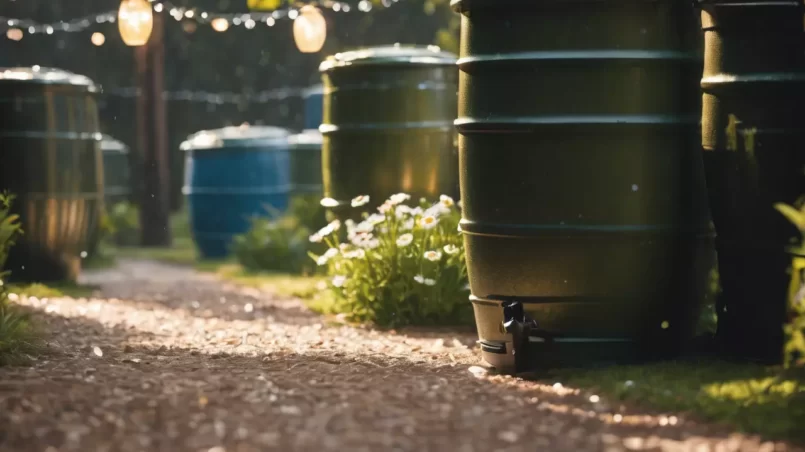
[0,0,403,38]
[210,17,229,32]
[6,28,22,41]
[118,0,154,46]
[102,86,306,104]
[91,31,106,46]
[293,5,326,53]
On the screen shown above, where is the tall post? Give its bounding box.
[134,11,172,247]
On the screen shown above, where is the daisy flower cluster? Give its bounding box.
[309,193,471,327]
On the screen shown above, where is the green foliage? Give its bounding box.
[0,193,22,271]
[0,193,39,366]
[775,198,805,370]
[104,202,140,247]
[232,196,327,274]
[310,193,471,328]
[232,214,317,274]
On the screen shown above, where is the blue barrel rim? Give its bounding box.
[0,65,99,91]
[180,124,292,151]
[288,129,323,147]
[319,44,458,72]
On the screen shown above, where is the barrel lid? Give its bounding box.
[180,123,291,150]
[101,135,128,154]
[0,65,98,89]
[319,45,457,72]
[288,129,322,147]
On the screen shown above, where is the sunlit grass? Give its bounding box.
[0,300,41,366]
[8,282,98,299]
[555,361,805,442]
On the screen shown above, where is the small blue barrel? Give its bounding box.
[181,124,293,259]
[303,84,324,130]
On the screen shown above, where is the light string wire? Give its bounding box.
[102,86,308,103]
[1,0,399,36]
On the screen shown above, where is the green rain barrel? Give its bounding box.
[453,0,713,372]
[182,124,293,259]
[100,135,132,206]
[0,66,103,282]
[698,0,805,364]
[319,45,459,219]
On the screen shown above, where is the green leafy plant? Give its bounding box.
[105,201,140,247]
[309,193,471,328]
[0,193,39,366]
[232,213,318,274]
[774,198,805,370]
[232,195,328,275]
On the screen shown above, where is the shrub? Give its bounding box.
[309,193,472,328]
[105,201,140,247]
[232,195,328,275]
[0,193,38,365]
[232,214,317,274]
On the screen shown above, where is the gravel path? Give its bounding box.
[0,259,799,452]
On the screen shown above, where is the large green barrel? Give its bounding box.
[100,135,132,206]
[454,0,713,372]
[699,0,805,364]
[0,66,103,282]
[319,45,459,218]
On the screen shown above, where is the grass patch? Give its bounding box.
[7,282,98,299]
[0,301,41,366]
[554,361,805,442]
[210,263,326,300]
[111,236,199,266]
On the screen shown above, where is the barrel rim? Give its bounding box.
[0,66,99,90]
[288,129,323,146]
[180,124,292,151]
[319,45,457,72]
[303,84,325,97]
[101,134,129,154]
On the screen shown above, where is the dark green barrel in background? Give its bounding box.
[453,0,713,372]
[699,0,805,364]
[318,45,459,218]
[288,129,323,197]
[0,66,103,282]
[100,135,132,207]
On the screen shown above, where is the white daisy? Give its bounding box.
[351,195,370,207]
[396,233,414,247]
[424,250,442,262]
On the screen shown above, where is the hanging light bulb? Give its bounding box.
[91,32,106,46]
[293,5,326,53]
[118,0,153,46]
[6,28,23,41]
[211,18,229,32]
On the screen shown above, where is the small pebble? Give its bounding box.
[498,431,519,443]
[92,346,103,357]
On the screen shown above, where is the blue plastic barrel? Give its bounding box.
[303,84,324,130]
[181,124,292,259]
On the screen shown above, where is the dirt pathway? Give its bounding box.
[0,259,798,452]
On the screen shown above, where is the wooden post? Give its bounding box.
[134,11,172,247]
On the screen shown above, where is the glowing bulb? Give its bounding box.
[118,0,153,46]
[91,32,106,46]
[211,18,229,32]
[293,5,326,53]
[6,28,22,41]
